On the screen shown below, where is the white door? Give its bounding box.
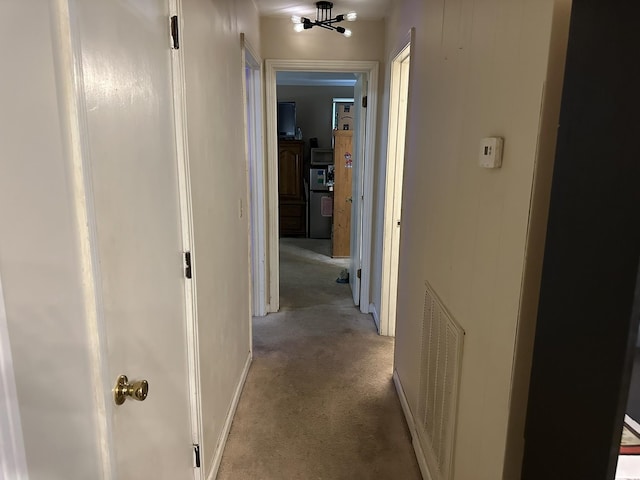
[381,45,411,336]
[74,1,195,478]
[350,74,367,306]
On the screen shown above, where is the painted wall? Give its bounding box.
[261,17,385,61]
[380,1,571,479]
[276,84,354,161]
[181,0,260,474]
[1,1,261,479]
[0,2,104,478]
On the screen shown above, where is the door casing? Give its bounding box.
[242,34,267,317]
[379,29,414,337]
[264,59,379,314]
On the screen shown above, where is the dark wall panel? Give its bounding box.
[522,1,640,479]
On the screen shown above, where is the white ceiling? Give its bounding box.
[254,0,391,20]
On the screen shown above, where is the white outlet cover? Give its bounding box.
[479,137,504,168]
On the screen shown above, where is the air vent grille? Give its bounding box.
[416,282,464,480]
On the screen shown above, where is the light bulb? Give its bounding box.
[294,23,305,32]
[343,28,352,37]
[291,15,302,24]
[346,12,357,21]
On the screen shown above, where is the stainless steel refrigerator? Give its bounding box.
[308,149,334,239]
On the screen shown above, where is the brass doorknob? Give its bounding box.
[114,375,149,405]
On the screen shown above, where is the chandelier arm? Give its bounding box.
[314,22,336,31]
[318,18,343,26]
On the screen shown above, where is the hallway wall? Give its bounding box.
[181,0,260,475]
[0,3,105,478]
[261,17,385,61]
[276,84,355,158]
[378,1,571,479]
[1,1,261,478]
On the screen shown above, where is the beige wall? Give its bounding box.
[381,1,570,479]
[261,16,384,61]
[276,84,354,153]
[181,0,260,474]
[1,1,261,478]
[0,3,104,478]
[501,2,572,476]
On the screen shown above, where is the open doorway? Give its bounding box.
[263,60,379,314]
[274,71,355,308]
[379,34,412,337]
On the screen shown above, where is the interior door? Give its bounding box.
[74,2,195,478]
[386,51,411,336]
[350,74,367,306]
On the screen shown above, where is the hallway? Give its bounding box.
[217,239,421,479]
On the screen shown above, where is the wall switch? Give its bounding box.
[479,137,504,168]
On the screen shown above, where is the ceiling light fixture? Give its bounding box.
[291,2,356,37]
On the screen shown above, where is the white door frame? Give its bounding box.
[242,34,267,317]
[264,59,379,313]
[380,30,414,337]
[169,2,202,474]
[0,274,28,480]
[350,75,364,307]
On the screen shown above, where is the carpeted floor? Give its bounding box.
[216,238,422,479]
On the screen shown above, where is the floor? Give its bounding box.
[217,238,422,479]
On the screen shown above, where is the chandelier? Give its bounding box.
[291,2,357,37]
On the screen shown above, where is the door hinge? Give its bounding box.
[184,251,192,279]
[362,96,368,108]
[357,268,362,279]
[193,444,201,468]
[170,15,180,49]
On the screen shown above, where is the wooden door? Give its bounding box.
[278,140,305,236]
[278,141,303,200]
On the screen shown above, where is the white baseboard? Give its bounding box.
[393,370,432,480]
[369,303,380,333]
[207,351,252,480]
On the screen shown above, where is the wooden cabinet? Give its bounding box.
[278,140,306,236]
[332,130,353,257]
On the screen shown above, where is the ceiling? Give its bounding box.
[253,0,392,20]
[259,4,382,113]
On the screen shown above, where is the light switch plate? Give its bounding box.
[479,137,504,168]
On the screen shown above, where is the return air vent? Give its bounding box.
[416,281,465,480]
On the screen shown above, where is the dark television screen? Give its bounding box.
[277,102,296,139]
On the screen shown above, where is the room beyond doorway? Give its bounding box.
[274,70,361,311]
[278,238,349,311]
[263,59,379,315]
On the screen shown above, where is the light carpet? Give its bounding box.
[216,238,421,479]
